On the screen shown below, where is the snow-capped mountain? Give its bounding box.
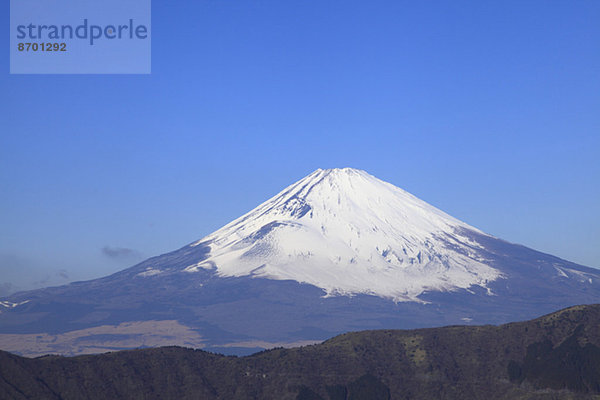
[185,168,499,301]
[1,168,599,357]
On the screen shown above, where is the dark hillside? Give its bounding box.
[1,304,600,399]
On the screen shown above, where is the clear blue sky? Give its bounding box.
[1,1,599,294]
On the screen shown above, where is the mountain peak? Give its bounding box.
[186,169,499,302]
[314,166,364,174]
[305,167,372,183]
[309,166,372,178]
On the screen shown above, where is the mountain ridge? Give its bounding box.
[1,304,600,399]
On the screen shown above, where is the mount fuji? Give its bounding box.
[186,168,500,302]
[1,168,599,356]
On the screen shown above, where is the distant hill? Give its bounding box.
[1,304,600,399]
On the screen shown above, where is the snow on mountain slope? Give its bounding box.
[185,168,502,302]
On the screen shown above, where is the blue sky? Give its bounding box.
[1,1,599,294]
